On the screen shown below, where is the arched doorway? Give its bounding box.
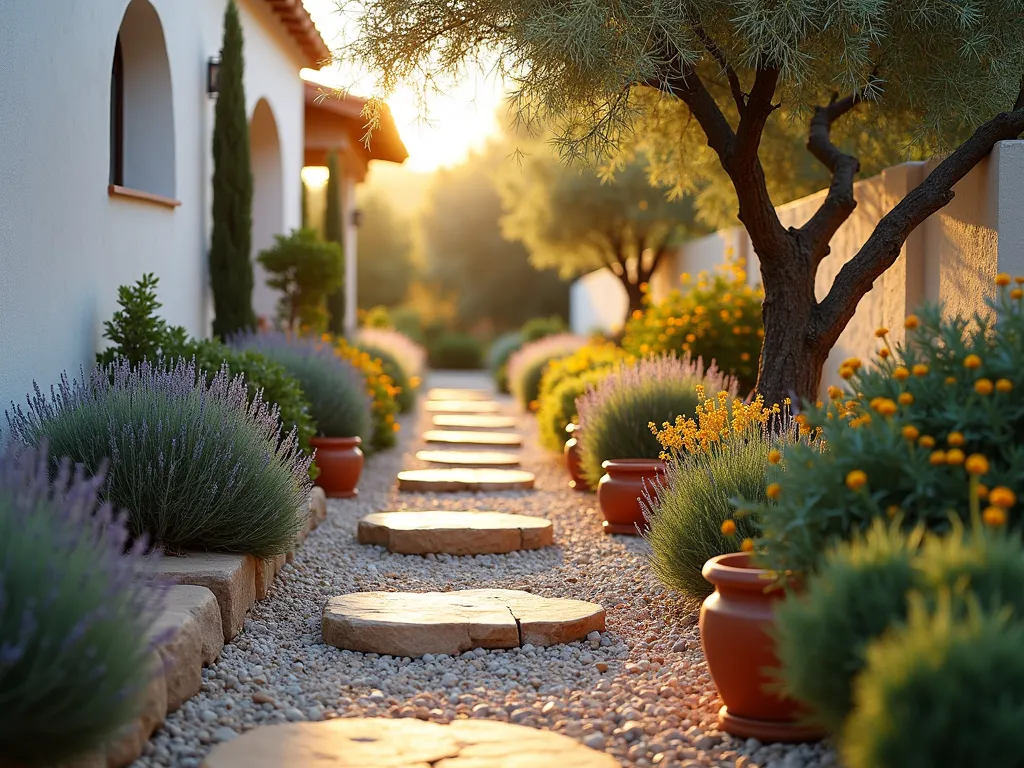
[250,98,284,324]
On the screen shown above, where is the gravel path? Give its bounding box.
[132,371,838,768]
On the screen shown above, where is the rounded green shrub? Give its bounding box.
[359,342,415,413]
[507,334,586,409]
[0,444,165,765]
[520,315,567,342]
[230,332,373,442]
[644,432,774,602]
[428,332,484,369]
[488,331,524,393]
[576,355,733,487]
[7,359,313,557]
[776,522,1024,735]
[537,369,610,452]
[842,596,1024,768]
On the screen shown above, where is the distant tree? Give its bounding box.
[420,141,570,331]
[346,0,1024,403]
[209,0,255,338]
[257,228,344,334]
[356,192,415,309]
[498,152,705,322]
[300,178,309,229]
[324,151,346,334]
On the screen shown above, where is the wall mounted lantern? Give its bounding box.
[206,57,221,98]
[351,208,364,227]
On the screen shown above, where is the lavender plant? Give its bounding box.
[0,443,165,765]
[7,359,312,557]
[576,355,735,487]
[230,332,373,441]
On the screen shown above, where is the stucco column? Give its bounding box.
[343,172,358,337]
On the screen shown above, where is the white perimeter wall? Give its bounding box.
[571,141,1024,397]
[0,0,304,416]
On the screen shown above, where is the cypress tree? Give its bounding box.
[300,177,309,229]
[324,151,346,334]
[209,0,256,339]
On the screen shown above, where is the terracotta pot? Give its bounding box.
[596,458,665,535]
[563,423,590,492]
[310,436,364,498]
[700,552,825,743]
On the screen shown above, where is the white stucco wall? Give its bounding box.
[570,269,629,335]
[0,0,305,417]
[569,142,1024,398]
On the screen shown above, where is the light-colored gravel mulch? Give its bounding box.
[131,372,838,768]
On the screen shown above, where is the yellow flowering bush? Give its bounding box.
[622,259,764,393]
[744,277,1024,577]
[535,342,633,451]
[643,391,797,600]
[327,334,400,453]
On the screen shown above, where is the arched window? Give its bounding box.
[109,0,176,200]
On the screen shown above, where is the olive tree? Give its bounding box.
[341,0,1024,402]
[497,154,705,322]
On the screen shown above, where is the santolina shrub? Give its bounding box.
[488,330,524,393]
[622,260,764,394]
[231,331,373,443]
[331,335,400,452]
[575,355,735,488]
[358,341,416,413]
[507,333,587,410]
[0,444,165,765]
[7,359,312,557]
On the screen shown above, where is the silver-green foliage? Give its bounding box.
[843,593,1024,768]
[7,359,312,558]
[0,444,164,765]
[776,521,1024,736]
[643,435,769,602]
[575,355,734,487]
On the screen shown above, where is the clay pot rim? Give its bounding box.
[310,435,363,447]
[702,551,780,591]
[601,458,666,473]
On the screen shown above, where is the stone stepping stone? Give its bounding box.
[426,387,493,401]
[322,588,606,657]
[358,511,553,555]
[416,449,522,468]
[424,429,522,447]
[397,468,535,493]
[432,413,517,430]
[203,717,621,767]
[424,400,500,414]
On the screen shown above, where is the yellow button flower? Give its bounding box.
[964,354,983,369]
[874,327,889,338]
[997,378,1014,393]
[893,366,910,381]
[768,449,782,465]
[983,506,1008,526]
[975,378,994,395]
[929,451,947,466]
[945,376,957,385]
[946,449,965,465]
[898,392,914,405]
[904,314,920,329]
[846,470,868,491]
[947,432,965,446]
[720,519,737,536]
[902,425,920,441]
[996,273,1012,286]
[766,483,782,500]
[919,435,936,448]
[741,538,755,552]
[965,454,990,476]
[912,364,929,376]
[990,487,1017,509]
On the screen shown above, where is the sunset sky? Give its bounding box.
[301,0,508,173]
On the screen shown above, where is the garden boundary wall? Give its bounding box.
[570,140,1024,398]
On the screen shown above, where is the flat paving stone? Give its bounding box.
[426,388,494,401]
[416,449,522,468]
[397,468,535,493]
[322,589,606,657]
[357,511,553,555]
[424,430,522,447]
[432,414,517,430]
[424,400,500,414]
[202,717,621,767]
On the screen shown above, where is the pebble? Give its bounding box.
[129,389,838,768]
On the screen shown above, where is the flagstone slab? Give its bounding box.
[416,449,522,468]
[397,468,535,493]
[424,400,500,414]
[424,430,522,447]
[202,717,621,767]
[427,387,494,401]
[322,589,605,657]
[432,414,517,430]
[358,511,553,555]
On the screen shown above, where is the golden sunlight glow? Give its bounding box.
[301,0,507,173]
[300,166,330,188]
